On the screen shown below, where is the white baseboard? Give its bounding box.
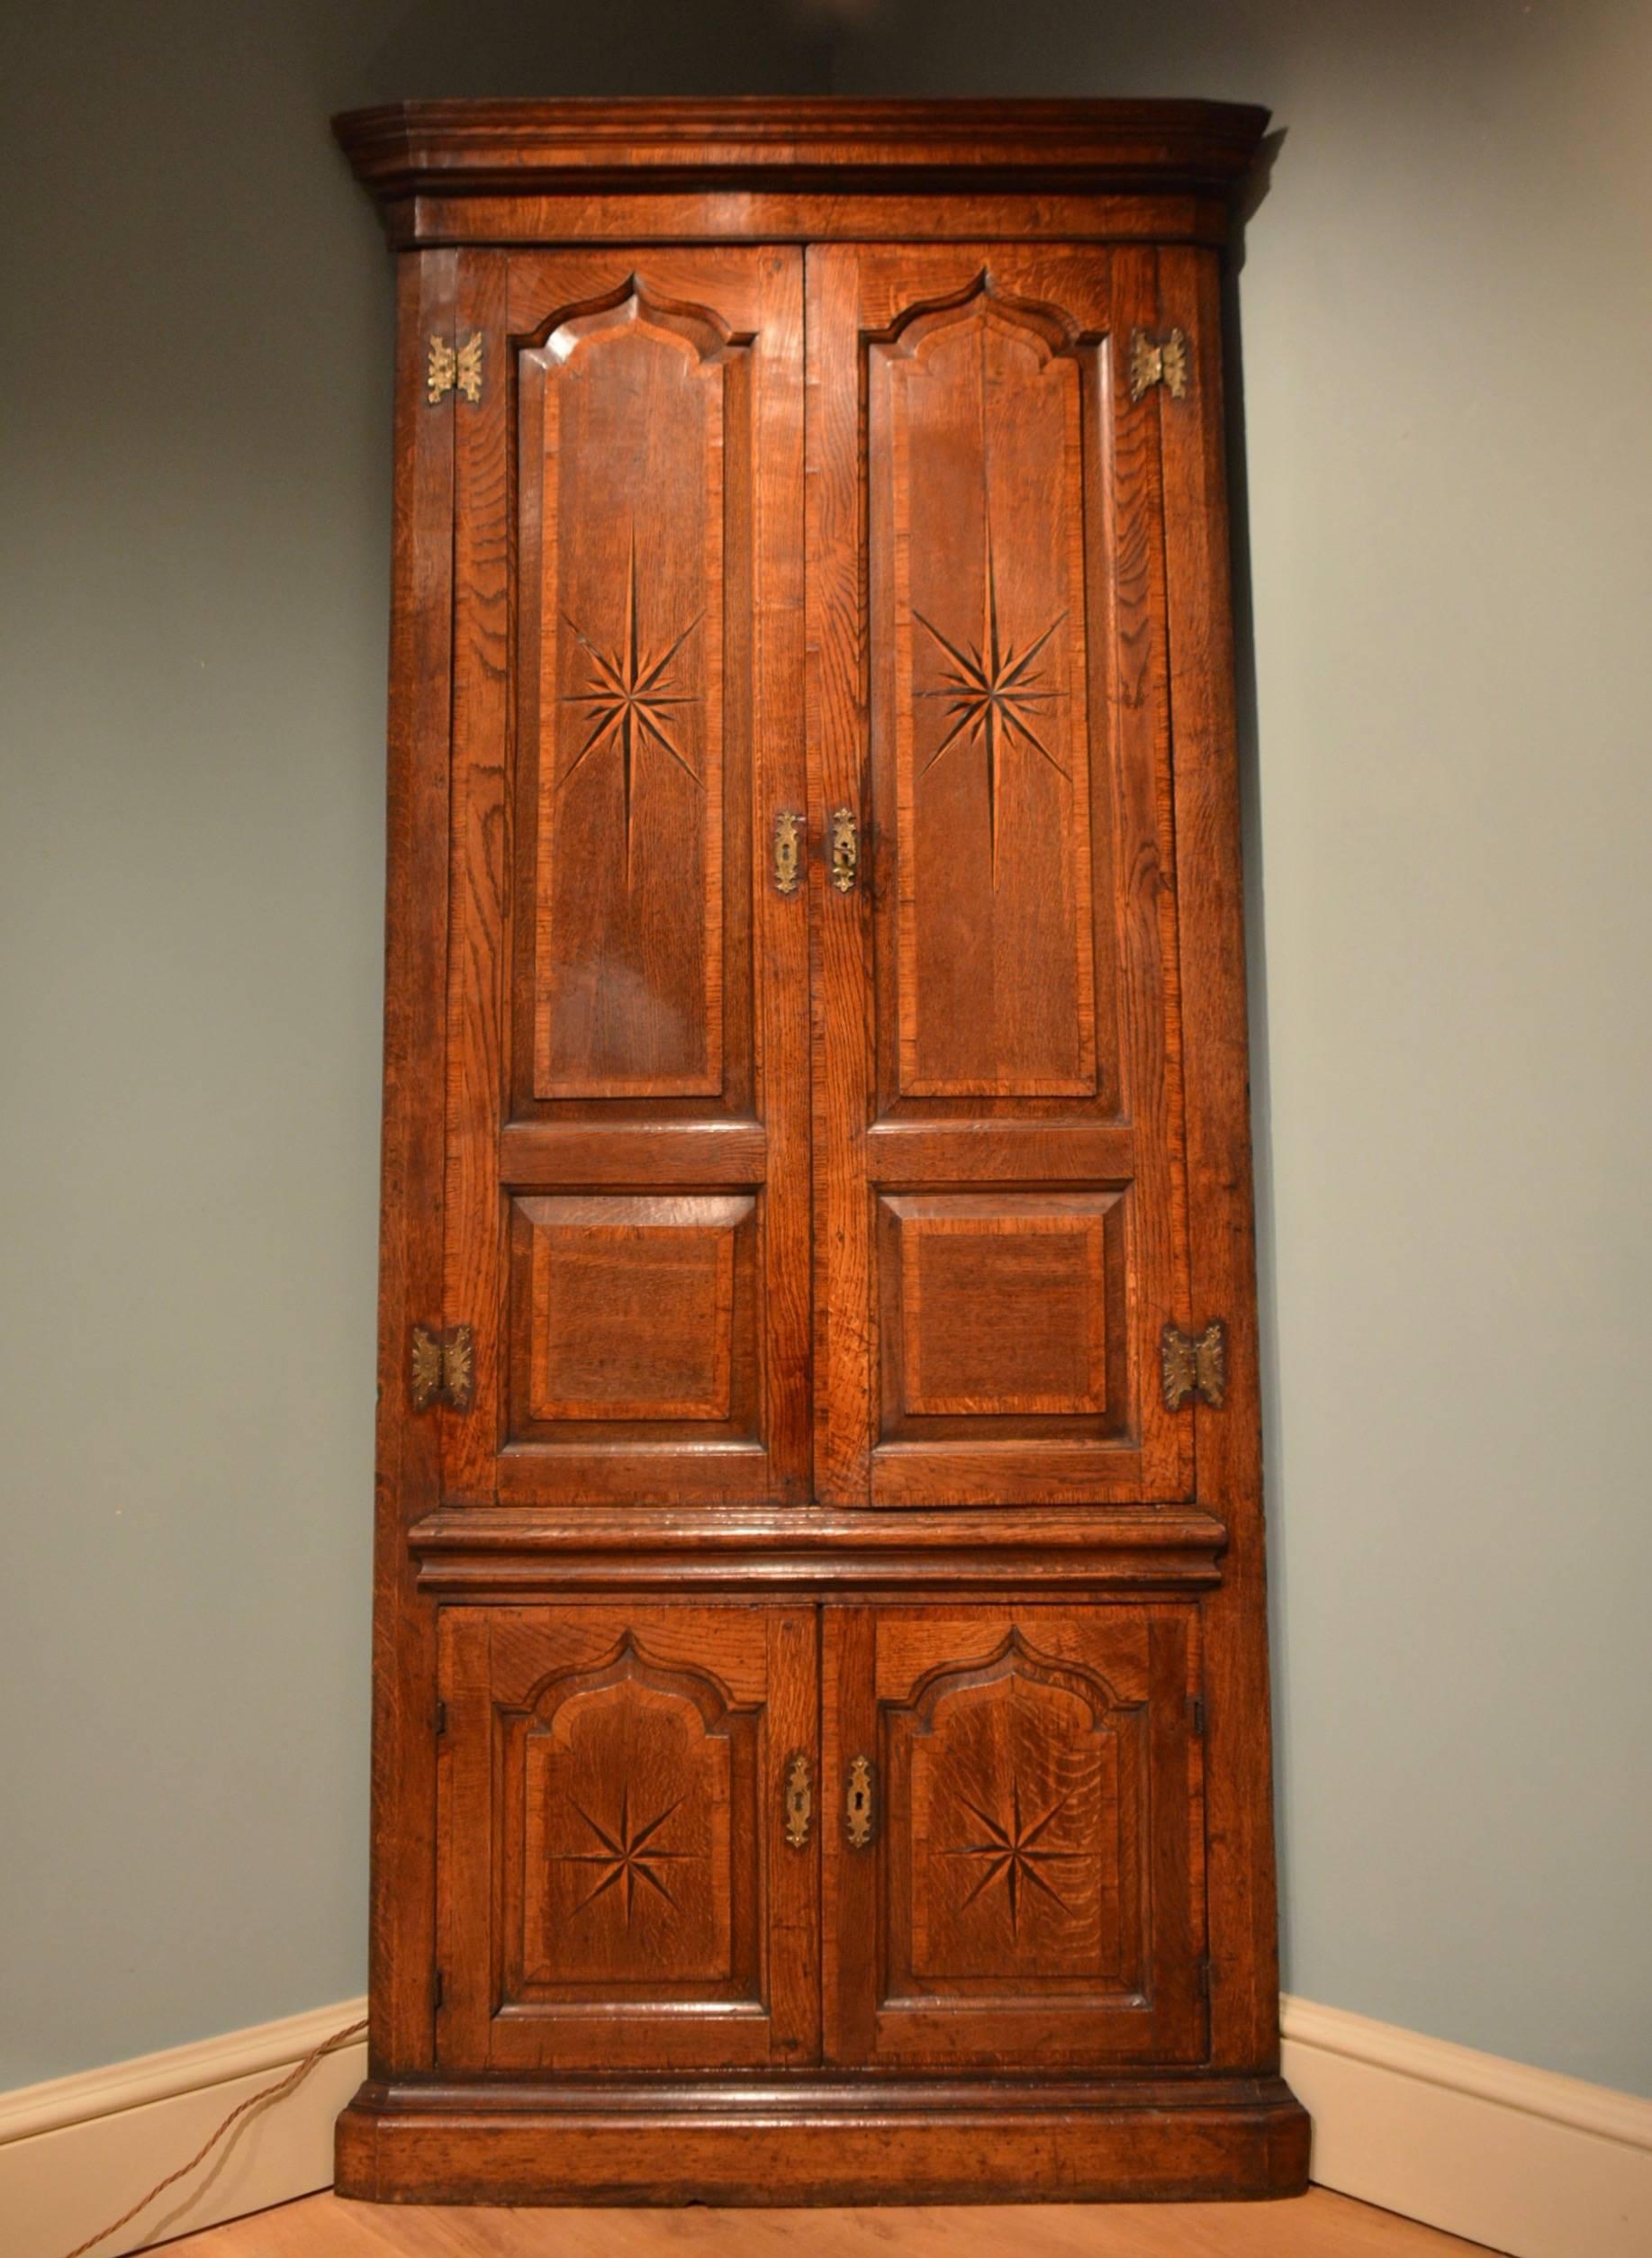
[2,1992,1647,2258]
[0,1998,367,2258]
[1282,1992,1652,2258]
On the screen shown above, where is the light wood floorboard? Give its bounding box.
[161,2189,1498,2256]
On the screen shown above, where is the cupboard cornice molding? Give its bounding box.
[334,96,1270,222]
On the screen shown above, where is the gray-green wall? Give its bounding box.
[4,0,1648,2096]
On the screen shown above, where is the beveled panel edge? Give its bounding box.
[501,1119,767,1188]
[333,98,1270,230]
[407,1504,1230,1593]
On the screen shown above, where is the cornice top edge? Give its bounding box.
[331,95,1271,216]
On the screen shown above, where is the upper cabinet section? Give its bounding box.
[331,97,1269,249]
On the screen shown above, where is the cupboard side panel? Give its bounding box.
[369,246,456,2074]
[1157,240,1281,2070]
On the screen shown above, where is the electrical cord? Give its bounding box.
[59,2016,368,2258]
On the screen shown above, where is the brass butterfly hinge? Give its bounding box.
[1161,1320,1227,1411]
[1128,327,1190,403]
[427,331,484,406]
[410,1323,475,1412]
[845,1754,876,1848]
[783,1753,812,1849]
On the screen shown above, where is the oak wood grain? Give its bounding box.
[436,1604,816,2073]
[334,98,1271,207]
[441,248,808,1510]
[384,189,1230,251]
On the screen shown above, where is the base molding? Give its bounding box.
[335,2072,1310,2205]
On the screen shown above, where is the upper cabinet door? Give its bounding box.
[440,248,809,1507]
[808,246,1196,1506]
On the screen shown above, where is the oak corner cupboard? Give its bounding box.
[332,95,1307,2207]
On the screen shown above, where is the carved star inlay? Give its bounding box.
[555,1784,693,1924]
[940,1780,1086,1936]
[913,519,1070,881]
[558,533,702,878]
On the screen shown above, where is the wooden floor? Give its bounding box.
[164,2189,1495,2256]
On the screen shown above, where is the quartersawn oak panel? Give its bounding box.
[878,1190,1128,1437]
[821,1607,1200,2068]
[510,1194,755,1433]
[523,288,730,1102]
[823,1602,1205,2071]
[438,1604,817,2073]
[879,285,1103,1100]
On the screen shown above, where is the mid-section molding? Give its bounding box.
[408,1503,1229,1593]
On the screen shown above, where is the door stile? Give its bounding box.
[765,1603,822,2057]
[443,249,510,1505]
[1101,241,1196,1504]
[819,1600,877,2061]
[750,255,813,1505]
[807,246,876,1505]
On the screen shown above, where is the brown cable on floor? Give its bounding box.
[59,2017,368,2258]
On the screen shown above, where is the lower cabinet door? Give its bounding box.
[822,1603,1207,2068]
[437,1603,818,2071]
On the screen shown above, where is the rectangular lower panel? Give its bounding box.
[507,1193,759,1444]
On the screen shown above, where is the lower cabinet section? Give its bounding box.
[434,1598,1203,2077]
[346,1591,1311,2204]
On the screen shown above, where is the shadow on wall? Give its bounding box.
[341,0,849,102]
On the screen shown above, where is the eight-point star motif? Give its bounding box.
[555,1784,694,1924]
[941,1780,1086,1936]
[913,521,1070,881]
[558,533,703,878]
